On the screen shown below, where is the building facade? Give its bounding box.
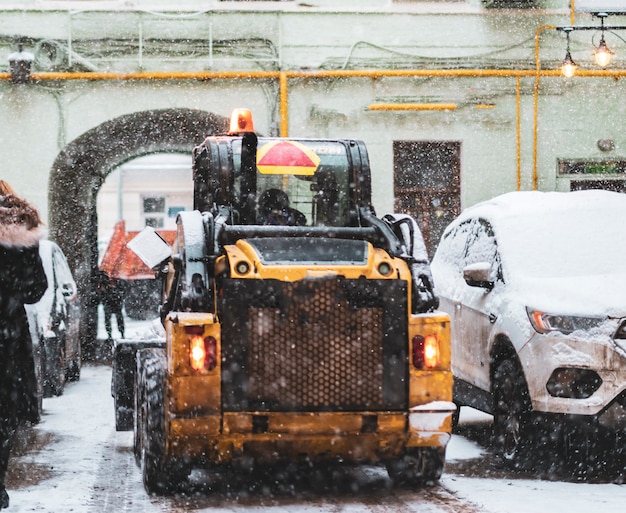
[0,0,623,341]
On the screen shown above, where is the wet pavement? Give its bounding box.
[4,308,626,512]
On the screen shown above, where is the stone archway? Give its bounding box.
[48,108,228,357]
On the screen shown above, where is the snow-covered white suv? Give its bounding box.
[26,240,81,400]
[431,190,626,468]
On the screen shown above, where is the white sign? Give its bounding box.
[576,0,626,13]
[127,226,172,269]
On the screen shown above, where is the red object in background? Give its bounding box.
[99,220,176,280]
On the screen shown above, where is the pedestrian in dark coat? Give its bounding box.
[0,181,48,510]
[96,270,125,341]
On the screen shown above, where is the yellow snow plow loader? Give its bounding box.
[112,108,454,494]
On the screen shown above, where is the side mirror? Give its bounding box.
[61,282,75,299]
[463,262,494,290]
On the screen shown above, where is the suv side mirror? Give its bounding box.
[463,262,494,290]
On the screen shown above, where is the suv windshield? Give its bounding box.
[232,138,352,227]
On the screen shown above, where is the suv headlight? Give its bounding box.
[527,308,605,334]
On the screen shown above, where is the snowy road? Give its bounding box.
[6,364,626,513]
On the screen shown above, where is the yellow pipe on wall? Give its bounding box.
[516,76,521,191]
[13,69,563,82]
[368,103,457,111]
[18,68,626,81]
[279,72,288,137]
[30,70,282,81]
[285,69,540,79]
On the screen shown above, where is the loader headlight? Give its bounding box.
[235,261,250,276]
[527,308,605,335]
[377,261,392,276]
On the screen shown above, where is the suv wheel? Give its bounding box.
[493,358,534,469]
[451,402,461,431]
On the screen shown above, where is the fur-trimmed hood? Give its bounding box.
[0,196,47,248]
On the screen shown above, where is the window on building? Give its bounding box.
[559,159,626,193]
[168,206,185,218]
[559,159,626,175]
[142,196,166,228]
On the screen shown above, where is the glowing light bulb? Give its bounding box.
[593,38,614,68]
[561,51,578,78]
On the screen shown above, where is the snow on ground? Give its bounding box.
[4,311,626,512]
[9,365,122,512]
[7,312,160,512]
[441,408,626,513]
[8,366,626,513]
[443,475,626,513]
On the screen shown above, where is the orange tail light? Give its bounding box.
[186,326,218,372]
[412,334,440,369]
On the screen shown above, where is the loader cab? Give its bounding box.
[192,110,373,227]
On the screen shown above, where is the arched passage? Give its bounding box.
[48,108,228,356]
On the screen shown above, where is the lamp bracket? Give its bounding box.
[556,25,626,32]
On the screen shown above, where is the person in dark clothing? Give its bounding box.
[0,181,48,510]
[257,188,306,226]
[96,270,125,341]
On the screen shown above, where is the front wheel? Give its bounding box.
[386,447,445,486]
[492,358,534,469]
[133,352,146,466]
[451,402,461,431]
[139,349,188,494]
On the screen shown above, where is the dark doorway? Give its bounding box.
[48,108,228,358]
[393,141,461,257]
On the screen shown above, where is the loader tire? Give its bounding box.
[133,353,145,466]
[138,348,188,494]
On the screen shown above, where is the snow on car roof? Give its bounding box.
[451,190,626,279]
[433,190,626,318]
[456,189,626,222]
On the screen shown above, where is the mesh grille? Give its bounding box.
[220,277,408,412]
[247,278,384,409]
